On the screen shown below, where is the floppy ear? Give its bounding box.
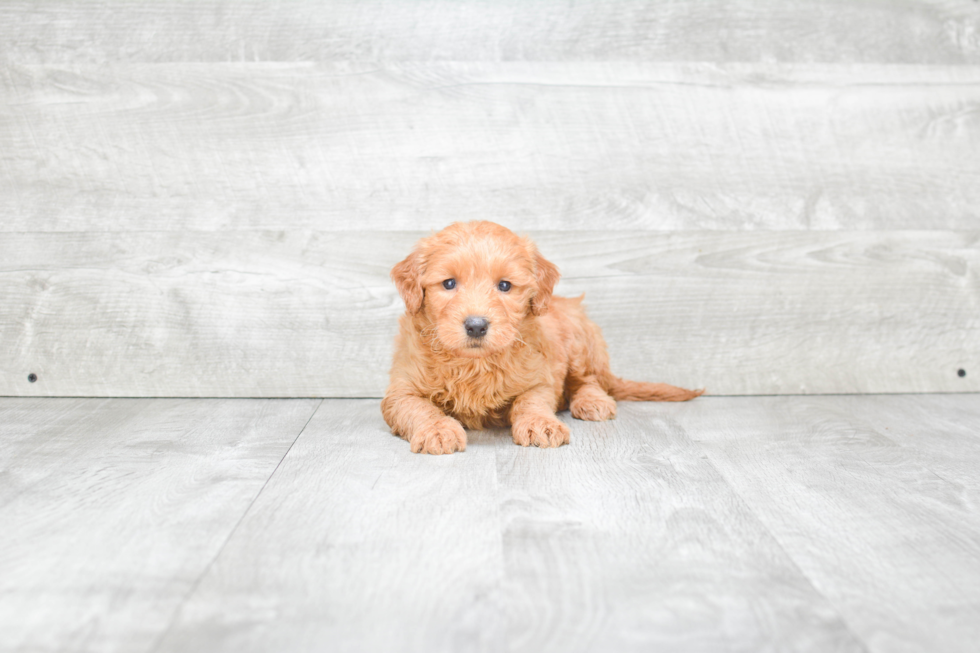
[391,250,425,314]
[530,250,560,316]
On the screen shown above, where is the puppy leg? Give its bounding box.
[569,377,617,421]
[381,391,466,455]
[510,385,570,448]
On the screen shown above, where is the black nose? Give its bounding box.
[464,316,489,338]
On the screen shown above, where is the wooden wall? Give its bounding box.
[2,1,978,397]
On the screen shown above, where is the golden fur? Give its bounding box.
[381,221,703,454]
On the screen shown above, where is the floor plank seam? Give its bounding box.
[144,398,324,653]
[489,433,507,637]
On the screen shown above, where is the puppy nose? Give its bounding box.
[464,316,489,338]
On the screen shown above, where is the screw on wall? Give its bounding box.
[958,369,967,378]
[28,373,38,383]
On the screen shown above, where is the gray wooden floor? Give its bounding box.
[2,395,979,652]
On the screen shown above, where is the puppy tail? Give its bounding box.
[602,374,705,402]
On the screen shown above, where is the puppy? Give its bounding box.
[381,221,703,454]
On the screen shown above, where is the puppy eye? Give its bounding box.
[442,279,456,290]
[497,280,512,292]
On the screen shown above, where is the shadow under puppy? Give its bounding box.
[382,221,703,454]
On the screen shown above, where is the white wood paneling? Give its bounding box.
[2,1,978,64]
[1,230,976,397]
[3,4,978,399]
[2,63,979,232]
[0,397,319,652]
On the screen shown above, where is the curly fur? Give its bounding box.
[381,221,703,454]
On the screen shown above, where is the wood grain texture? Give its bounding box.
[490,403,863,652]
[849,394,980,495]
[155,398,863,653]
[4,396,979,651]
[1,230,976,397]
[3,62,979,232]
[0,397,319,653]
[153,399,506,653]
[680,395,980,653]
[2,0,979,65]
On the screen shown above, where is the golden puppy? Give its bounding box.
[381,221,703,454]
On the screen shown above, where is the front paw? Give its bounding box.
[409,418,467,455]
[570,393,617,421]
[512,414,570,448]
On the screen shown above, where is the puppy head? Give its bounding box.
[391,221,560,358]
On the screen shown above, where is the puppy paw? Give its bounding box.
[512,414,570,448]
[409,418,467,455]
[570,393,617,421]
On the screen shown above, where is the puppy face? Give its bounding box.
[392,222,560,358]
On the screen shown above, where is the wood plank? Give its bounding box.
[490,403,864,652]
[2,1,978,65]
[1,230,976,397]
[156,399,864,652]
[4,396,977,651]
[0,397,320,653]
[546,230,980,396]
[3,62,980,232]
[157,400,861,652]
[0,231,406,398]
[153,399,507,653]
[680,395,980,653]
[847,394,980,496]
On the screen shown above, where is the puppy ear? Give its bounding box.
[530,250,560,316]
[391,250,425,314]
